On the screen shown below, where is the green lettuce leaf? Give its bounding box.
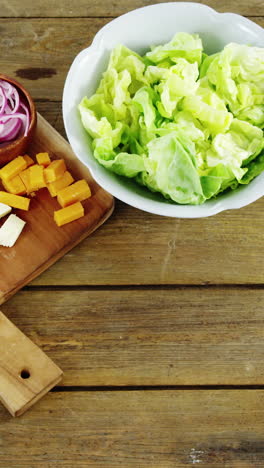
[205,43,264,128]
[95,150,146,177]
[146,32,203,65]
[182,81,233,135]
[240,151,264,184]
[200,164,234,199]
[137,133,205,204]
[230,151,264,191]
[155,59,199,118]
[204,119,263,181]
[79,34,264,205]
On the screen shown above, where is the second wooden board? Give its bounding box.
[0,113,114,304]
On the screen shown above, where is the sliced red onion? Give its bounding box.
[0,118,22,142]
[11,86,20,113]
[4,103,13,113]
[20,101,30,135]
[0,112,27,124]
[0,80,13,97]
[0,79,30,143]
[8,95,15,110]
[0,88,7,116]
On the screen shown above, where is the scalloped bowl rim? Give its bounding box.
[63,2,264,218]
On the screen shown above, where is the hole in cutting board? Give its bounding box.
[20,369,30,379]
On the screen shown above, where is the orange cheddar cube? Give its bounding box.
[36,152,51,167]
[54,202,84,227]
[47,171,74,197]
[0,191,30,210]
[23,155,34,167]
[29,165,46,191]
[57,180,91,208]
[19,169,31,194]
[0,156,27,181]
[2,175,26,195]
[44,159,66,183]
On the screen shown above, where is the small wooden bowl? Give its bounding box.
[0,74,37,166]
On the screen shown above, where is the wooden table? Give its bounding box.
[1,1,264,466]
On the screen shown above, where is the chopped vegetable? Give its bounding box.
[36,152,51,167]
[44,159,66,183]
[2,174,26,195]
[202,43,264,128]
[0,79,30,144]
[29,164,46,191]
[57,179,91,207]
[47,170,74,197]
[79,33,264,205]
[54,202,84,226]
[0,214,25,247]
[0,191,30,210]
[0,202,11,219]
[0,156,27,181]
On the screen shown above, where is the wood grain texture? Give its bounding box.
[0,17,263,100]
[3,288,264,386]
[1,389,264,467]
[0,18,110,100]
[0,114,114,304]
[0,312,62,417]
[27,195,264,286]
[36,101,67,139]
[0,0,263,465]
[1,0,263,17]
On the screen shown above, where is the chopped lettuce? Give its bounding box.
[205,43,264,128]
[182,81,233,135]
[156,59,199,118]
[146,32,203,65]
[79,33,264,205]
[138,132,205,204]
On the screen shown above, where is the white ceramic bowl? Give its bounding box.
[63,2,264,218]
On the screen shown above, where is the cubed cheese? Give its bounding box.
[23,155,34,167]
[19,169,31,194]
[44,159,66,183]
[36,152,51,167]
[57,180,91,207]
[2,175,26,195]
[0,192,30,210]
[54,202,84,227]
[0,214,26,247]
[0,156,27,181]
[0,203,12,219]
[47,171,74,197]
[29,165,46,191]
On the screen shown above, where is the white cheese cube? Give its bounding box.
[0,214,26,247]
[0,202,12,219]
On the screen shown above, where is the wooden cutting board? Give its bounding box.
[0,311,63,417]
[0,113,114,304]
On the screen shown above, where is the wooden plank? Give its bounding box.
[0,18,110,100]
[3,288,264,386]
[1,389,264,466]
[0,17,263,100]
[27,195,264,286]
[0,312,62,417]
[1,0,263,17]
[0,114,114,305]
[36,101,67,139]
